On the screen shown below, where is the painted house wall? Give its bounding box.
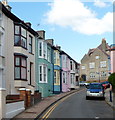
[70,60,76,89]
[3,10,15,95]
[0,10,5,89]
[36,39,54,97]
[1,5,37,95]
[61,54,70,92]
[14,30,36,94]
[53,50,62,93]
[110,44,115,73]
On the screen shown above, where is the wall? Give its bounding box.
[80,48,110,82]
[3,11,15,95]
[111,50,115,73]
[6,101,25,118]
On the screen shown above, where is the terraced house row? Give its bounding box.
[0,0,80,104]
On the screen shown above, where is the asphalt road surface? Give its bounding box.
[43,89,113,119]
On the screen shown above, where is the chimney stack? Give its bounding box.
[25,22,31,27]
[56,45,61,50]
[2,0,12,12]
[46,39,54,45]
[37,30,45,40]
[101,38,107,52]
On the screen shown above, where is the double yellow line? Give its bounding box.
[40,89,84,120]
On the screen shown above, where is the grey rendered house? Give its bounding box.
[80,39,110,82]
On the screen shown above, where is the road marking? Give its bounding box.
[44,104,58,120]
[40,89,85,119]
[40,103,58,120]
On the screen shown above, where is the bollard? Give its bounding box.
[110,90,112,102]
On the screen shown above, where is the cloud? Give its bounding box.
[44,0,113,35]
[94,0,107,8]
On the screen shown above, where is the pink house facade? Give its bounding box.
[61,51,80,92]
[110,44,115,73]
[61,52,71,92]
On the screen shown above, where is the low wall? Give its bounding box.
[6,100,25,118]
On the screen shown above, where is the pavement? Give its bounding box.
[105,88,114,108]
[13,87,82,119]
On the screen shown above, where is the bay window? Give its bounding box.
[14,55,27,80]
[39,65,47,83]
[14,25,27,48]
[38,41,47,59]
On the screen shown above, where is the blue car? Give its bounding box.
[86,83,105,100]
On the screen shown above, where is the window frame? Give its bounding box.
[14,55,27,80]
[100,61,107,68]
[89,62,95,69]
[29,35,33,54]
[39,65,47,83]
[90,72,95,78]
[70,61,73,70]
[47,48,51,62]
[14,25,27,49]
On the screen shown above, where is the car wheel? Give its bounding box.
[86,96,89,100]
[102,96,105,100]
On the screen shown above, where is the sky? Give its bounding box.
[8,0,113,63]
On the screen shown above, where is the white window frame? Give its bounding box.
[57,52,60,65]
[47,48,51,62]
[54,51,60,65]
[90,72,95,78]
[62,55,66,68]
[81,66,85,69]
[39,65,47,83]
[89,62,95,69]
[38,41,47,59]
[54,52,56,64]
[39,41,43,58]
[43,42,47,59]
[71,74,74,84]
[100,61,106,68]
[95,56,99,59]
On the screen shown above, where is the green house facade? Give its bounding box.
[35,31,54,97]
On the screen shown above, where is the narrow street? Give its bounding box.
[41,88,113,119]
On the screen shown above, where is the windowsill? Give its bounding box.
[14,79,27,81]
[39,82,48,84]
[14,45,28,50]
[29,52,34,55]
[28,84,35,87]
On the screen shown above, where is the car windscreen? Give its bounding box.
[89,84,102,89]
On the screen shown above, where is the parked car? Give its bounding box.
[100,81,110,89]
[79,81,89,86]
[86,83,105,100]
